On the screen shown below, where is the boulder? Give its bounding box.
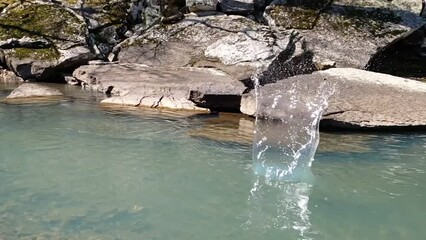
[264,0,426,69]
[6,83,63,99]
[0,2,94,81]
[366,23,426,77]
[115,13,315,85]
[0,69,23,83]
[72,63,247,111]
[241,68,426,130]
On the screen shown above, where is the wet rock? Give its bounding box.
[6,83,63,99]
[73,63,246,111]
[264,0,425,69]
[115,13,315,85]
[0,2,94,81]
[241,68,426,130]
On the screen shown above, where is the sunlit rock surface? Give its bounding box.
[115,13,315,84]
[264,0,426,70]
[241,68,426,130]
[0,69,23,83]
[73,62,246,111]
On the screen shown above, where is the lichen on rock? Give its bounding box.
[0,2,93,80]
[0,3,86,45]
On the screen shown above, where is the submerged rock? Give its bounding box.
[73,63,246,111]
[6,83,63,99]
[241,68,426,130]
[0,2,94,81]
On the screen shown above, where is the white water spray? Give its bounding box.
[252,76,336,182]
[244,75,335,239]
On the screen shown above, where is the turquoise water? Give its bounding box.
[0,83,425,239]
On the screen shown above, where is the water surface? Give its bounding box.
[0,83,425,239]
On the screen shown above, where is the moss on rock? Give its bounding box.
[0,4,85,43]
[320,6,403,37]
[85,0,131,25]
[8,47,60,61]
[0,0,15,12]
[265,0,331,29]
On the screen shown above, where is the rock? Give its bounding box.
[0,2,94,81]
[187,0,218,12]
[6,83,63,99]
[115,13,315,85]
[264,0,331,29]
[218,0,254,13]
[73,63,246,111]
[0,69,23,83]
[366,23,426,77]
[240,91,256,116]
[241,68,426,130]
[264,0,426,69]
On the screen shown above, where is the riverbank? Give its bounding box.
[1,0,426,131]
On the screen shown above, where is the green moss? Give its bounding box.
[268,6,320,29]
[85,0,130,24]
[0,0,15,12]
[0,4,85,42]
[64,0,79,5]
[9,47,60,61]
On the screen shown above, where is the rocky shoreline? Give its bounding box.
[1,0,426,131]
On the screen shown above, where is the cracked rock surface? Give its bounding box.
[73,62,246,111]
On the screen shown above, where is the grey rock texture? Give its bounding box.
[6,83,63,99]
[218,0,254,13]
[264,0,426,69]
[73,63,246,111]
[187,0,219,12]
[241,68,426,130]
[115,13,315,85]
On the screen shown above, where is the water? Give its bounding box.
[253,80,335,182]
[1,83,426,239]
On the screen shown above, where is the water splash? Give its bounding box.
[252,76,336,182]
[243,175,316,240]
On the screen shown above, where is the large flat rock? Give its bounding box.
[73,63,247,111]
[241,68,426,130]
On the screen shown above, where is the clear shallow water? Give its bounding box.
[0,84,425,240]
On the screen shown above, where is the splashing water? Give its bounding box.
[252,76,336,182]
